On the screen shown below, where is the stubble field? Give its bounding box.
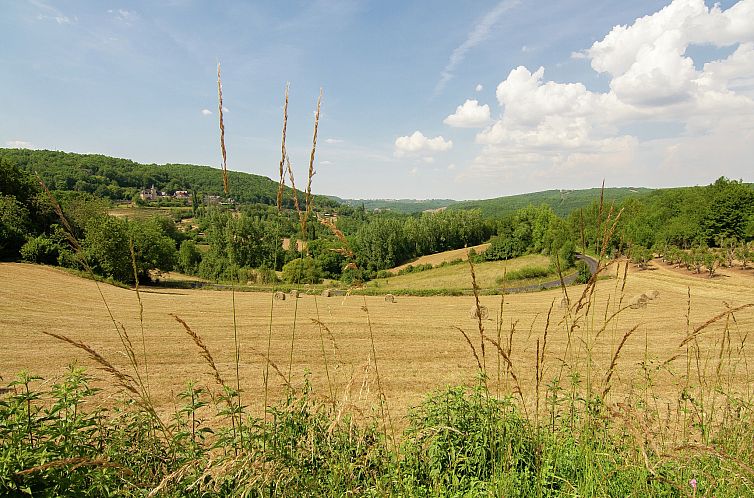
[1,261,753,427]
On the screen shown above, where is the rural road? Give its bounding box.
[500,253,597,294]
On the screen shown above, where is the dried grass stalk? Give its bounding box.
[171,314,226,388]
[249,346,293,390]
[276,83,290,210]
[302,88,322,236]
[217,62,229,195]
[602,324,640,398]
[455,326,482,371]
[41,331,138,395]
[679,303,754,347]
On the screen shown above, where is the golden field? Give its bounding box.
[1,261,753,427]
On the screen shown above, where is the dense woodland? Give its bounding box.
[1,148,753,287]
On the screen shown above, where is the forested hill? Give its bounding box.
[330,198,459,214]
[450,187,654,218]
[0,148,339,208]
[333,188,654,217]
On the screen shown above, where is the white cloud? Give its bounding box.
[319,160,333,165]
[409,167,418,176]
[222,106,229,113]
[475,84,483,92]
[31,0,75,24]
[448,163,457,170]
[394,131,452,157]
[436,0,520,94]
[325,138,343,144]
[464,0,754,184]
[108,8,138,24]
[5,140,34,149]
[201,109,212,116]
[422,157,436,164]
[444,99,492,128]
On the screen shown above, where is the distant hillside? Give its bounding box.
[450,187,653,218]
[0,148,339,209]
[331,197,458,214]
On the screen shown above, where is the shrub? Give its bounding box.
[499,265,551,283]
[575,260,591,283]
[177,240,202,274]
[484,235,524,261]
[397,263,433,275]
[282,257,322,284]
[257,266,279,284]
[20,234,63,265]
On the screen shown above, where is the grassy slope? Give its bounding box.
[370,254,553,291]
[391,243,491,272]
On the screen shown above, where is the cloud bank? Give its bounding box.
[458,0,754,186]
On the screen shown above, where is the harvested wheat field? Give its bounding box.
[390,242,490,272]
[1,261,753,427]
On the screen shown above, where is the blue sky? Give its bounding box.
[2,0,753,199]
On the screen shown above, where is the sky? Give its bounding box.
[2,0,753,200]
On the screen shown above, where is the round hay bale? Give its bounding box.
[384,294,396,303]
[322,289,333,297]
[644,289,659,300]
[468,305,489,320]
[273,291,286,301]
[290,289,300,298]
[629,294,648,309]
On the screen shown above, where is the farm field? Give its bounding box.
[2,261,752,427]
[389,242,490,272]
[372,253,557,291]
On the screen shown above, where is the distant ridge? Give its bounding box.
[334,187,653,217]
[450,187,654,218]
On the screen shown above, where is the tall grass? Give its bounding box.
[4,83,754,497]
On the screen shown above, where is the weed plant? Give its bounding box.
[2,80,753,497]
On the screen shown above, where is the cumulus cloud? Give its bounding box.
[444,99,492,128]
[201,109,212,116]
[464,0,754,185]
[325,138,343,144]
[475,84,484,92]
[5,140,34,149]
[394,131,453,157]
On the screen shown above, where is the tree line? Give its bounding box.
[3,149,752,287]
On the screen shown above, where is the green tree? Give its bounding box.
[177,240,202,274]
[281,257,322,284]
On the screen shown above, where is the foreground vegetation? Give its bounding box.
[2,74,753,495]
[2,257,753,496]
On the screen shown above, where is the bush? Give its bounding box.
[20,234,65,265]
[340,266,371,285]
[498,265,551,283]
[575,260,591,283]
[257,267,279,284]
[282,257,322,284]
[484,235,524,261]
[397,263,433,275]
[177,240,201,274]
